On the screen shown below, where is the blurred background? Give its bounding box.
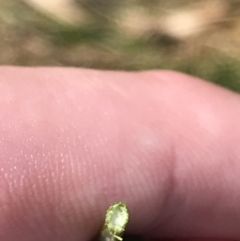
[0,0,240,91]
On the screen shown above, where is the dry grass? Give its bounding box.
[0,0,240,91]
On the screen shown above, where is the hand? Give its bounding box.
[0,67,240,241]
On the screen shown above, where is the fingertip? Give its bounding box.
[1,67,240,241]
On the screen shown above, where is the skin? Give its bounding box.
[0,67,240,241]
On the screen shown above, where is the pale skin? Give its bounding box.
[0,67,240,241]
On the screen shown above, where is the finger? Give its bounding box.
[0,67,240,241]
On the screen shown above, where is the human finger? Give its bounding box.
[0,67,240,241]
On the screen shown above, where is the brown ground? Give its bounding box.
[0,0,240,91]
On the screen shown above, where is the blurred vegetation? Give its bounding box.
[0,0,240,92]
